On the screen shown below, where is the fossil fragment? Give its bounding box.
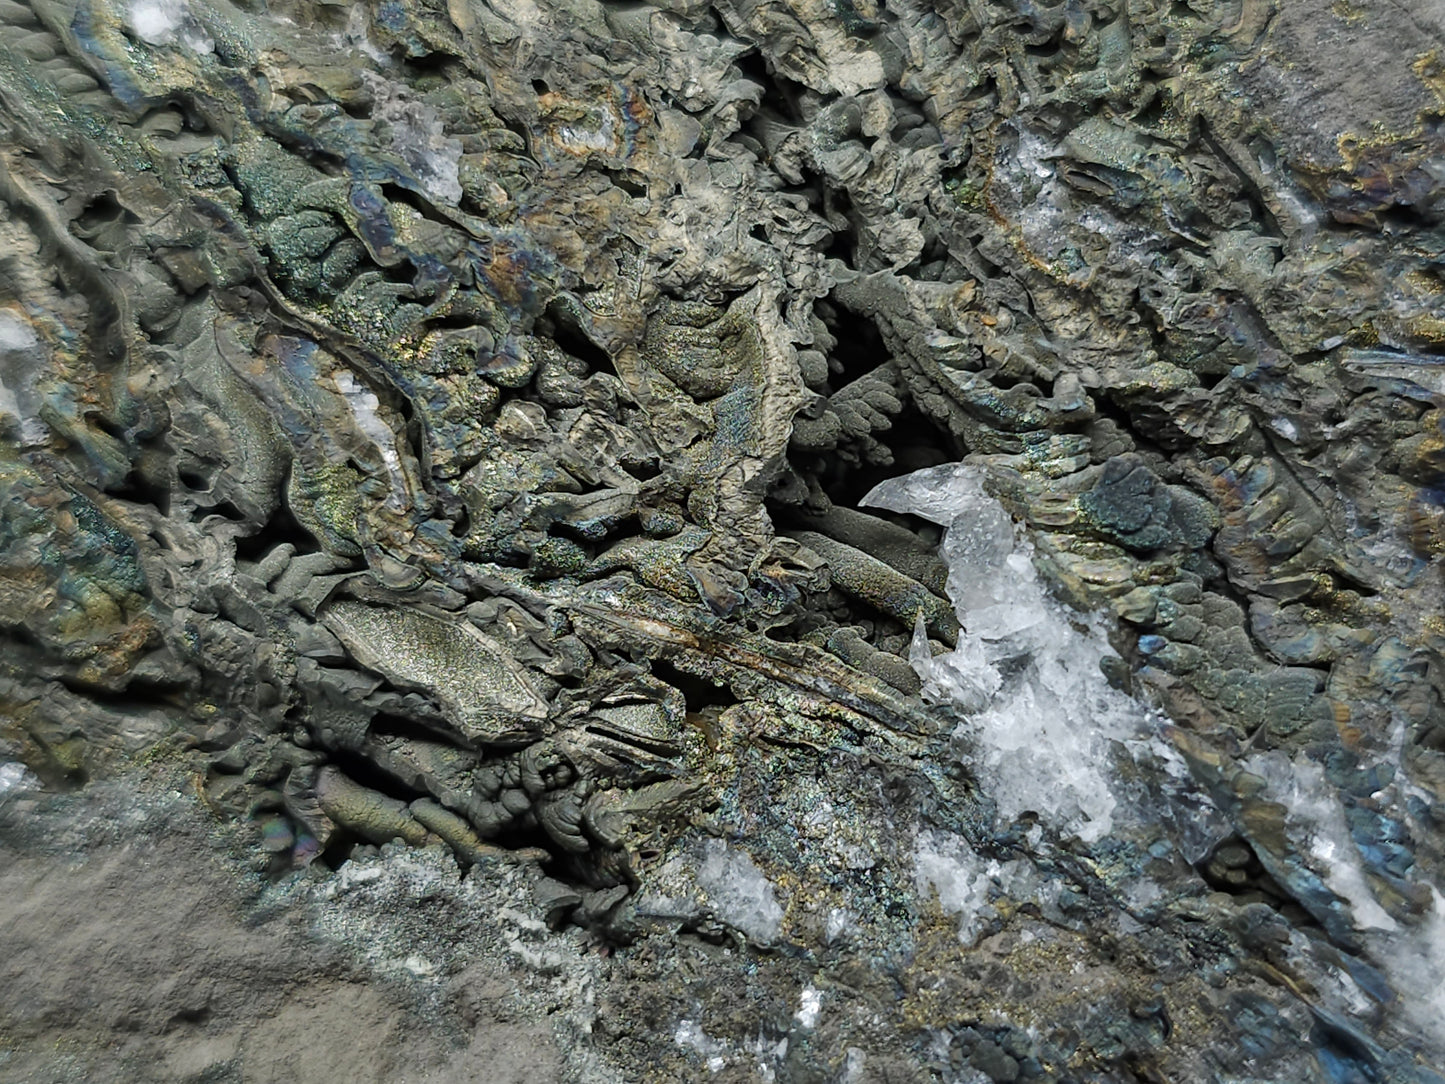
[320,600,549,747]
[315,765,430,848]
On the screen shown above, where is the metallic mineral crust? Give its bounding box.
[2,0,1445,1079]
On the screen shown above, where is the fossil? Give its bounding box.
[2,0,1445,1078]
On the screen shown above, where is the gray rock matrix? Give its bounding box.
[2,0,1445,1079]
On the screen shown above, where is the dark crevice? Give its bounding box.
[821,218,856,264]
[234,502,317,563]
[1023,36,1065,59]
[365,710,470,750]
[327,749,428,803]
[1089,391,1146,443]
[649,659,738,713]
[818,298,886,388]
[821,184,856,258]
[961,74,998,106]
[177,467,215,491]
[88,412,128,442]
[814,398,956,510]
[56,673,191,711]
[417,311,484,333]
[71,191,139,238]
[1093,385,1199,453]
[732,52,810,127]
[400,50,460,81]
[605,168,648,198]
[911,234,951,279]
[336,97,374,122]
[626,458,661,483]
[105,468,172,516]
[449,504,471,537]
[582,725,679,760]
[1195,835,1322,933]
[378,183,465,248]
[1,625,45,652]
[202,499,249,522]
[545,521,605,550]
[1322,565,1382,600]
[538,299,612,374]
[493,109,535,157]
[1374,201,1442,232]
[316,834,359,870]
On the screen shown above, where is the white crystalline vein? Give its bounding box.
[0,761,37,800]
[794,985,822,1029]
[1271,416,1299,441]
[362,73,463,204]
[0,312,37,351]
[1245,752,1397,932]
[128,0,182,43]
[338,5,388,62]
[0,312,49,444]
[695,838,784,942]
[1255,752,1445,1051]
[863,464,1445,1051]
[913,829,1051,944]
[332,370,407,505]
[840,1048,868,1084]
[1397,888,1445,1047]
[0,378,21,430]
[674,1019,728,1072]
[127,0,212,51]
[865,463,1158,841]
[913,830,995,943]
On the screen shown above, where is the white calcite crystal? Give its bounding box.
[866,464,1163,842]
[0,310,47,445]
[362,73,464,205]
[912,829,998,943]
[1398,889,1445,1048]
[1250,752,1445,1052]
[695,837,784,943]
[0,310,37,352]
[127,0,182,43]
[913,829,1055,944]
[127,0,212,51]
[1245,752,1398,932]
[0,761,37,801]
[332,369,407,506]
[793,984,822,1029]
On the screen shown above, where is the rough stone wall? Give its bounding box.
[2,0,1445,1079]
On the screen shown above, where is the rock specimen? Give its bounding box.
[2,0,1445,1078]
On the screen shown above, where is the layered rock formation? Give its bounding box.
[2,0,1445,1078]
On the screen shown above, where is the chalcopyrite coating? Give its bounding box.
[2,0,1445,1079]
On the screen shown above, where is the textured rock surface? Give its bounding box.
[2,0,1445,1079]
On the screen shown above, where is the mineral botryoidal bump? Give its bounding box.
[2,0,1445,1079]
